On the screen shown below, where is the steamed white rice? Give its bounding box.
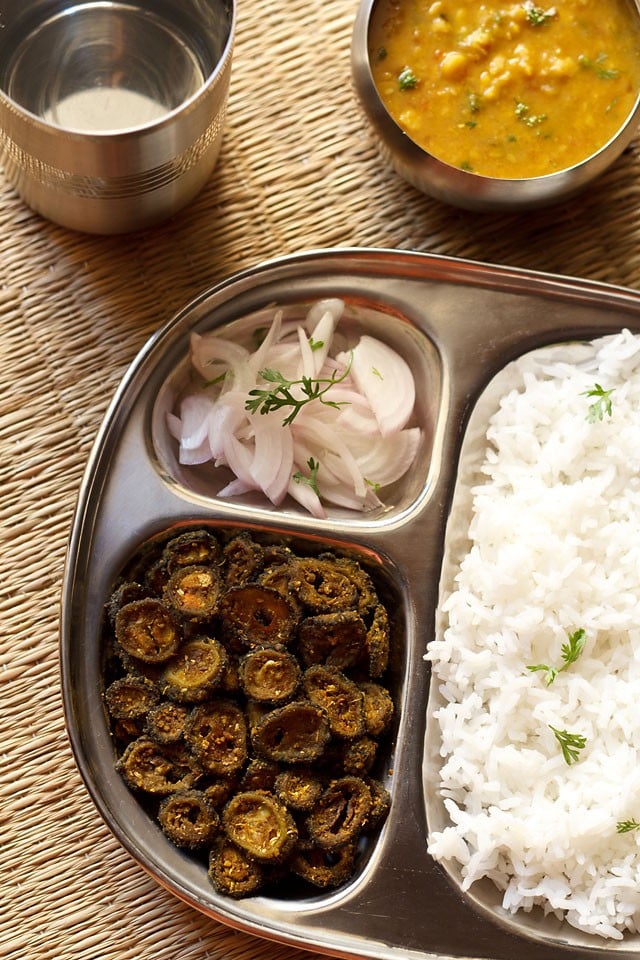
[426,328,640,940]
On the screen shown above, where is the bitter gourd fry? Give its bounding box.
[366,603,391,678]
[217,584,298,651]
[105,580,145,626]
[158,789,219,849]
[238,646,301,704]
[144,700,189,744]
[104,528,397,899]
[208,836,265,898]
[341,736,378,777]
[115,598,181,663]
[104,674,160,720]
[160,636,228,703]
[329,555,379,617]
[274,768,324,812]
[222,790,297,863]
[240,758,282,793]
[163,529,222,572]
[185,700,248,776]
[288,557,358,613]
[116,737,202,794]
[164,564,221,621]
[365,778,392,829]
[306,776,372,850]
[297,609,367,670]
[359,681,394,737]
[302,664,365,739]
[289,840,357,889]
[251,700,331,764]
[203,776,239,811]
[222,532,265,586]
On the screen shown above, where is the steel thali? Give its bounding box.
[61,248,640,960]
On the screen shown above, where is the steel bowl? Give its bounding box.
[351,0,640,213]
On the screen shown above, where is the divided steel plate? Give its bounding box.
[61,248,640,960]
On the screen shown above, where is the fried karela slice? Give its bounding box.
[297,609,367,670]
[208,836,265,898]
[185,700,248,777]
[164,564,221,621]
[251,700,330,764]
[158,789,219,849]
[302,664,365,739]
[115,598,181,663]
[238,646,301,704]
[359,680,394,737]
[163,530,221,572]
[222,790,297,863]
[160,636,227,703]
[289,840,357,889]
[306,776,372,850]
[274,768,324,813]
[144,700,189,744]
[288,557,358,613]
[104,674,159,720]
[218,584,298,651]
[117,738,202,795]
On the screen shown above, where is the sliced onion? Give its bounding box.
[169,299,422,516]
[350,427,422,487]
[350,335,416,436]
[250,413,294,505]
[306,300,343,374]
[287,475,326,519]
[177,393,214,451]
[190,331,249,382]
[292,415,367,499]
[218,476,253,498]
[297,325,316,380]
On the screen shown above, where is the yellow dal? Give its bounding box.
[368,0,640,178]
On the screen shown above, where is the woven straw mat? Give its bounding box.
[3,0,640,957]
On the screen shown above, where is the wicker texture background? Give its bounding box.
[3,0,640,957]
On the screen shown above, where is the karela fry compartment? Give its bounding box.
[100,524,403,903]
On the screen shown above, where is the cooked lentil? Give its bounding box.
[369,0,640,177]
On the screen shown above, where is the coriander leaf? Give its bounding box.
[514,99,547,126]
[617,819,640,834]
[579,53,620,80]
[560,627,586,670]
[582,382,614,422]
[293,457,320,496]
[309,337,324,351]
[245,354,352,425]
[398,67,418,91]
[527,627,586,684]
[526,663,558,685]
[549,725,587,765]
[525,3,556,26]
